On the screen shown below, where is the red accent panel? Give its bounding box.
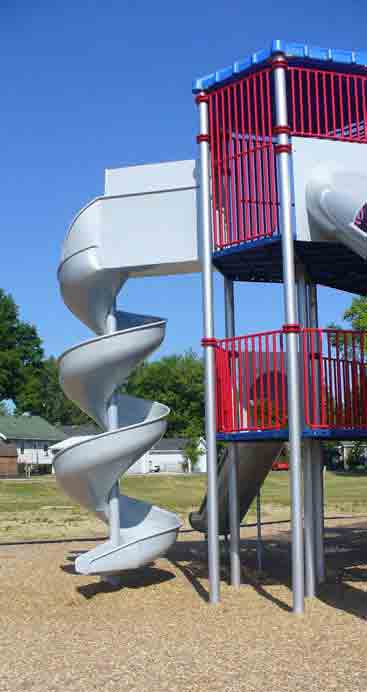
[270,57,288,71]
[273,125,291,135]
[282,323,301,333]
[201,337,218,347]
[195,93,209,104]
[275,144,292,154]
[196,134,210,144]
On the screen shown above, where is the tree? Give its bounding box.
[126,351,205,438]
[343,297,367,332]
[182,426,201,473]
[15,356,92,426]
[0,401,11,416]
[0,289,43,404]
[346,441,366,470]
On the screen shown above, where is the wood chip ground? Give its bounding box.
[1,519,367,692]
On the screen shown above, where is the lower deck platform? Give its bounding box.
[217,428,367,443]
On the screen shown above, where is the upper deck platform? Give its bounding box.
[193,41,367,295]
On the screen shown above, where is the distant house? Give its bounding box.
[127,437,207,475]
[51,432,207,475]
[50,424,102,469]
[0,415,66,474]
[0,441,18,478]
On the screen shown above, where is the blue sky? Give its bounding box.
[2,1,366,359]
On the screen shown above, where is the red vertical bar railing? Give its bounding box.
[206,67,279,251]
[215,328,367,435]
[289,66,367,143]
[303,328,367,430]
[214,329,288,433]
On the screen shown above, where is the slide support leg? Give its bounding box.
[106,303,121,548]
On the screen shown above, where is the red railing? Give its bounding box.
[215,328,367,434]
[303,329,367,430]
[207,70,279,251]
[288,67,367,143]
[206,65,367,253]
[215,330,287,433]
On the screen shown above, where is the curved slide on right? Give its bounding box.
[306,163,367,259]
[190,442,283,535]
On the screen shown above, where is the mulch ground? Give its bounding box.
[1,519,367,692]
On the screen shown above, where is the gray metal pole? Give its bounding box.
[197,93,221,603]
[309,285,326,584]
[224,278,241,588]
[303,441,316,596]
[297,270,316,598]
[106,302,121,547]
[312,440,326,583]
[273,54,305,614]
[256,491,263,572]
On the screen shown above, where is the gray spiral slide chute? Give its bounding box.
[54,160,200,577]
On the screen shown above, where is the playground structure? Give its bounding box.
[54,40,367,612]
[193,40,367,613]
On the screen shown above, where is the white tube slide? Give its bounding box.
[306,163,367,259]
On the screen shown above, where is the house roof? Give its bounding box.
[0,416,66,442]
[193,39,367,93]
[153,438,188,452]
[152,437,205,452]
[59,424,102,438]
[50,436,94,453]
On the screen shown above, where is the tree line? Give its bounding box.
[0,289,206,441]
[3,286,367,449]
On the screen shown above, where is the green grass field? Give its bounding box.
[0,471,367,540]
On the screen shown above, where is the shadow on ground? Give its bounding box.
[61,550,176,599]
[60,522,367,616]
[167,522,367,616]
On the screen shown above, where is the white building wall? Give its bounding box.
[151,452,185,473]
[196,448,207,473]
[103,442,207,476]
[16,440,53,467]
[125,452,150,475]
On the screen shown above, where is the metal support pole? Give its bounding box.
[297,269,316,598]
[309,285,326,584]
[273,54,305,613]
[197,93,220,603]
[312,440,326,583]
[303,441,316,596]
[106,303,121,547]
[224,278,241,588]
[256,491,263,572]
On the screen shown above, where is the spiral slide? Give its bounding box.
[53,160,199,576]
